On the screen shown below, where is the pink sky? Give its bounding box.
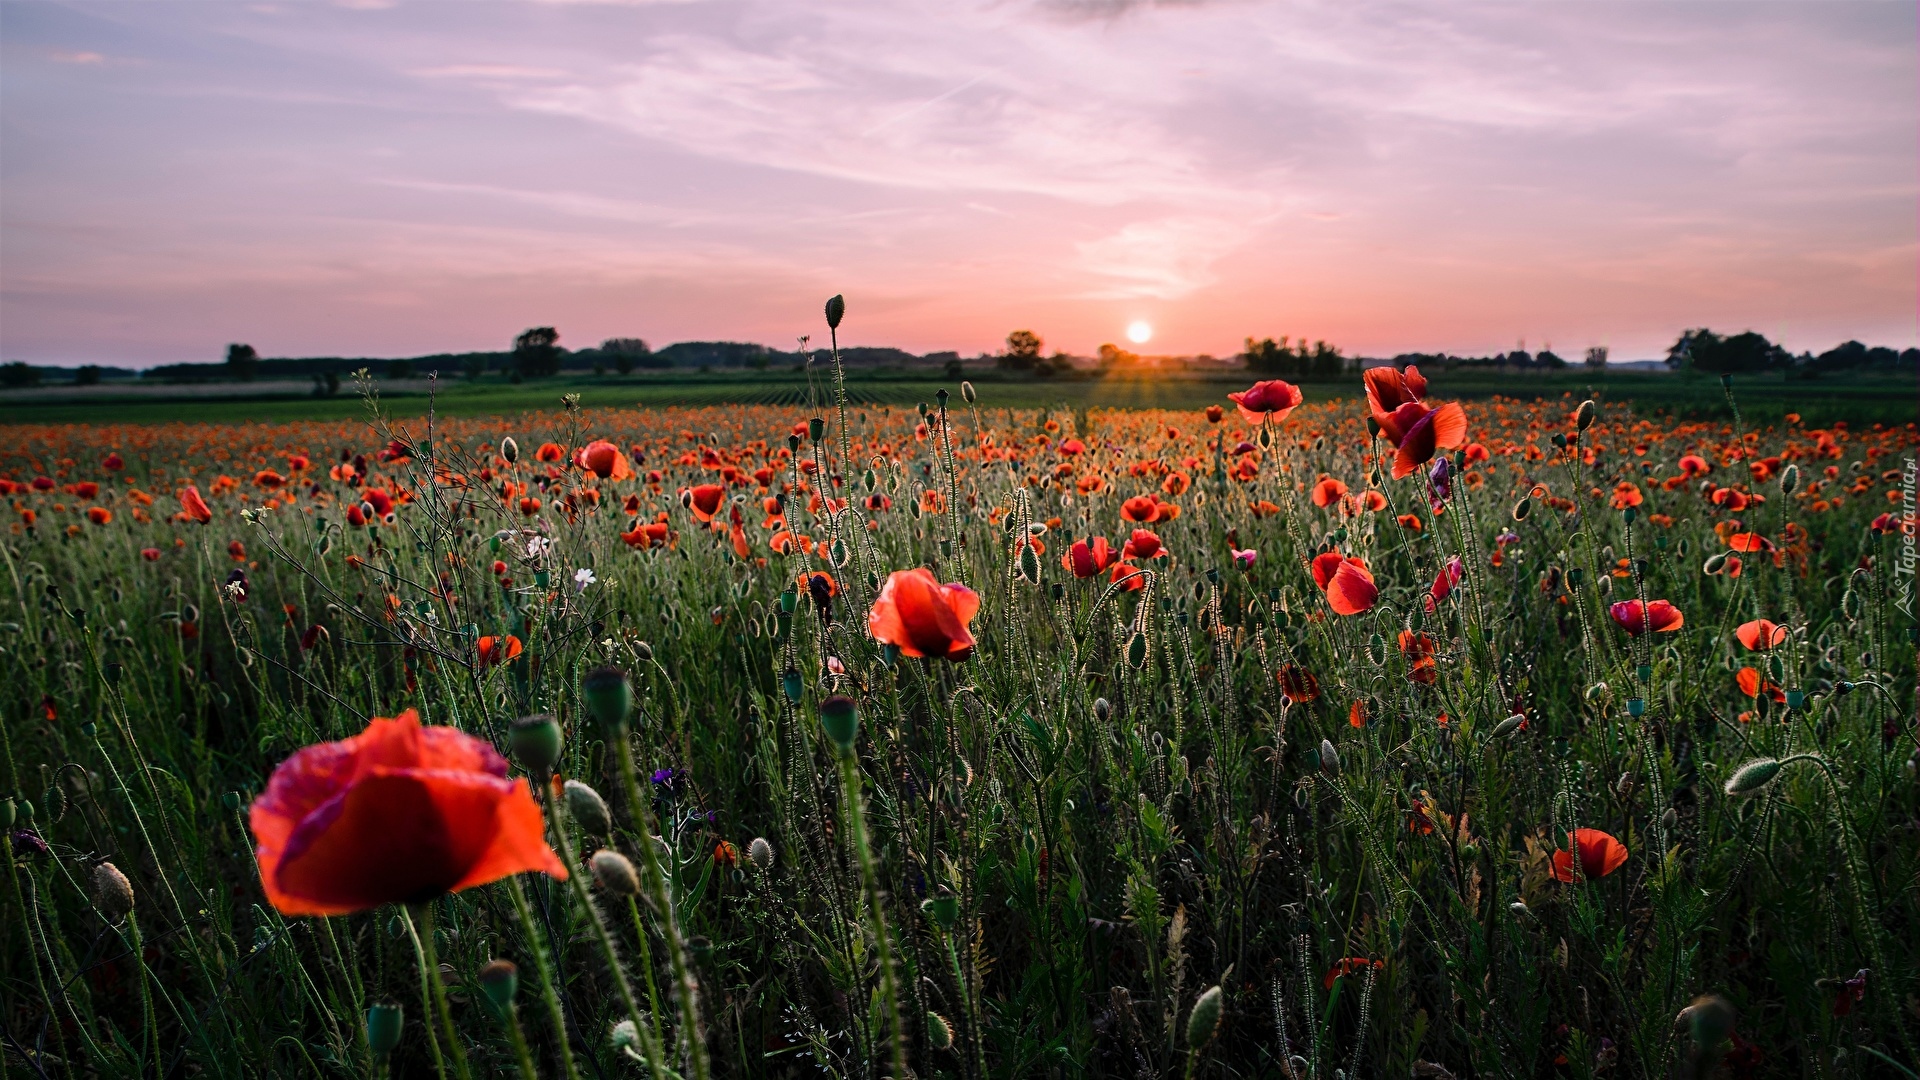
[2,1,1914,366]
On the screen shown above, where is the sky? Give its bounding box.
[1,0,1915,367]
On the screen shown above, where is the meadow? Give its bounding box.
[0,355,1915,1079]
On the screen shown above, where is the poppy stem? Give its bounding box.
[835,746,910,1079]
[505,875,581,1080]
[609,730,711,1080]
[624,895,670,1062]
[403,903,471,1080]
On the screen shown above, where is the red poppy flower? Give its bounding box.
[1312,552,1377,615]
[868,568,980,661]
[1425,556,1463,613]
[623,521,670,549]
[713,840,739,867]
[1311,477,1349,507]
[1108,562,1148,592]
[1120,495,1159,523]
[517,497,541,517]
[1724,531,1773,552]
[684,484,726,523]
[1398,630,1439,683]
[1322,957,1383,989]
[141,547,161,562]
[574,439,633,481]
[1277,665,1320,703]
[1063,536,1118,578]
[1227,380,1304,424]
[249,710,566,916]
[1121,529,1165,560]
[477,635,524,667]
[86,507,112,525]
[1204,405,1223,423]
[1610,482,1644,509]
[180,485,213,524]
[103,452,125,471]
[1678,454,1711,477]
[1348,700,1368,728]
[1608,599,1684,635]
[1735,667,1786,703]
[1549,828,1628,883]
[535,442,566,463]
[1735,619,1787,651]
[1363,364,1428,421]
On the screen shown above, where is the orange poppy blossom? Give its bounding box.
[574,439,634,481]
[1323,957,1384,989]
[1311,477,1349,507]
[867,568,980,662]
[477,634,524,667]
[1277,665,1320,703]
[534,442,566,463]
[682,483,726,523]
[1398,630,1438,684]
[1610,482,1644,509]
[1735,619,1788,650]
[1121,528,1165,560]
[1550,828,1628,883]
[1735,667,1786,704]
[1062,536,1120,578]
[1108,562,1149,592]
[1364,365,1468,479]
[179,485,213,524]
[1608,599,1684,635]
[1226,379,1304,424]
[1310,551,1378,616]
[249,710,565,916]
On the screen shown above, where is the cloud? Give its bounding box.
[49,50,105,64]
[1073,216,1258,299]
[409,64,568,80]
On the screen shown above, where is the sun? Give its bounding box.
[1125,321,1153,345]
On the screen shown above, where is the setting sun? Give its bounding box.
[1126,321,1153,345]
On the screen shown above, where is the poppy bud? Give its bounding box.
[1490,713,1526,739]
[1679,994,1735,1049]
[820,695,859,752]
[564,780,612,836]
[478,959,519,1021]
[509,713,562,777]
[633,641,653,663]
[500,437,519,464]
[590,849,640,895]
[581,666,633,730]
[1509,900,1531,920]
[961,381,976,403]
[1186,985,1223,1047]
[1723,757,1784,797]
[748,836,774,871]
[921,886,960,930]
[1551,432,1567,449]
[366,1003,404,1058]
[1779,463,1798,495]
[926,1012,954,1051]
[1702,552,1728,575]
[91,861,133,924]
[1126,630,1148,669]
[824,293,845,330]
[1364,417,1379,439]
[1661,807,1677,830]
[1093,697,1112,723]
[1318,739,1340,777]
[1575,399,1597,431]
[1512,496,1532,522]
[809,417,826,443]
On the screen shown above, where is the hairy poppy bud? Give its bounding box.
[366,1003,404,1058]
[1724,757,1784,797]
[565,780,612,836]
[824,294,845,330]
[1575,399,1597,431]
[1318,739,1340,777]
[921,886,960,930]
[509,713,562,777]
[478,959,519,1021]
[632,640,653,663]
[1490,713,1526,739]
[1512,496,1532,522]
[590,849,640,895]
[609,1019,638,1049]
[1186,985,1223,1047]
[91,861,133,924]
[1509,900,1531,920]
[1551,432,1568,449]
[961,381,976,403]
[581,666,633,730]
[820,695,860,752]
[500,437,519,464]
[747,836,773,871]
[1779,463,1798,495]
[1093,697,1112,723]
[926,1011,954,1051]
[1702,552,1729,576]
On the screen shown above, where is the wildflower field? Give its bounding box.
[1,334,1916,1078]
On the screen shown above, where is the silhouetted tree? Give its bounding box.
[513,327,563,378]
[1585,346,1609,370]
[75,365,102,386]
[1,362,39,388]
[1000,329,1044,372]
[1668,329,1786,374]
[226,343,259,382]
[601,338,650,376]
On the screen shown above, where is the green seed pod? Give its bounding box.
[92,862,134,924]
[477,959,519,1021]
[1186,985,1223,1048]
[509,713,563,777]
[1126,631,1148,669]
[0,798,13,829]
[1723,758,1783,797]
[590,849,640,895]
[365,1004,404,1058]
[782,668,804,702]
[824,294,845,330]
[808,417,826,443]
[820,695,860,751]
[1551,432,1568,449]
[926,1011,955,1051]
[580,666,633,730]
[564,780,612,836]
[1018,543,1040,584]
[921,887,961,930]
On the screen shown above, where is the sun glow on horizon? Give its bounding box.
[1125,321,1153,345]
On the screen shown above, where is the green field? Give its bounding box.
[1,365,1910,426]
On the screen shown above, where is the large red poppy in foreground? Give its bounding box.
[1550,828,1629,883]
[1364,366,1468,479]
[1311,551,1378,615]
[1227,380,1304,424]
[868,568,981,662]
[250,710,565,916]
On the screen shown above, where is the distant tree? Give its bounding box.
[1097,343,1141,372]
[75,365,102,386]
[1537,349,1567,369]
[601,338,650,376]
[1669,329,1786,374]
[999,329,1044,372]
[386,358,414,380]
[1585,345,1609,370]
[513,327,563,378]
[1,362,39,388]
[463,354,488,381]
[1243,336,1297,377]
[944,356,963,380]
[312,372,341,398]
[226,343,260,383]
[1307,340,1344,377]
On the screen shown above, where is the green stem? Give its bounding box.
[400,905,461,1080]
[506,875,581,1080]
[548,797,667,1080]
[838,749,909,1078]
[499,1003,539,1080]
[625,896,670,1061]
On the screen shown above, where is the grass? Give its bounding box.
[0,365,1909,427]
[0,360,1914,1079]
